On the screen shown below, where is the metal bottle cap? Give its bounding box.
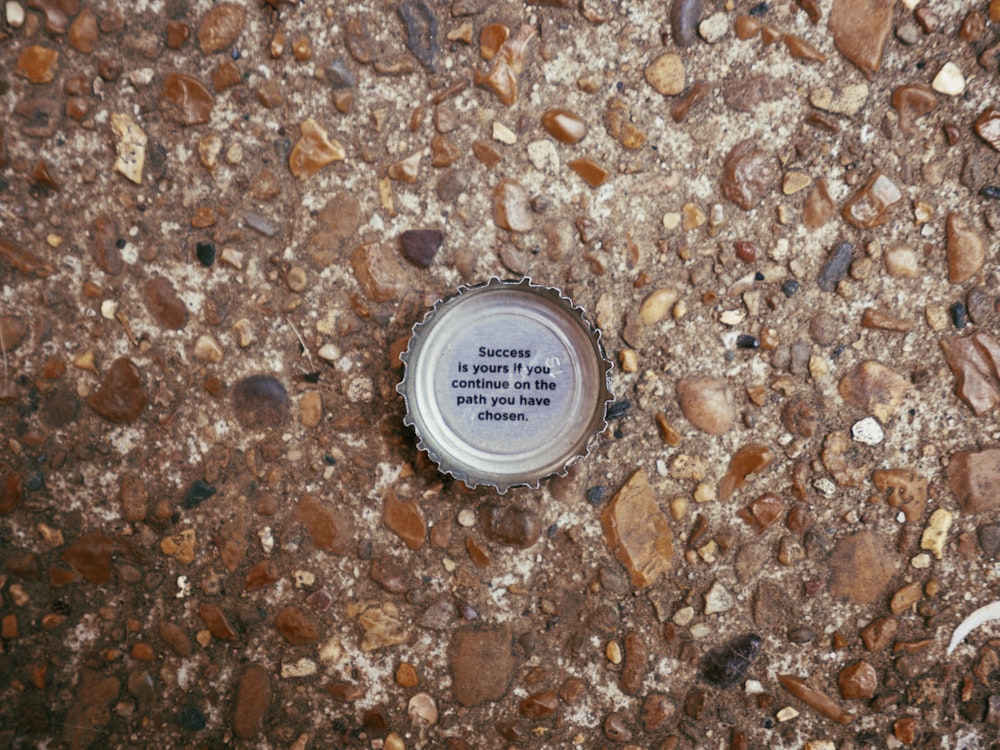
[398,277,613,493]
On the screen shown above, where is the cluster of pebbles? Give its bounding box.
[3,0,1000,748]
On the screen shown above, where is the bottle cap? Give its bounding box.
[398,277,613,493]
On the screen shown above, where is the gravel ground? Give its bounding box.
[2,0,1000,748]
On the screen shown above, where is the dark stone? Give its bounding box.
[817,241,854,292]
[400,229,443,268]
[978,525,1000,559]
[231,375,289,429]
[398,0,438,71]
[196,242,216,266]
[671,0,704,47]
[183,479,217,509]
[586,486,607,506]
[177,704,206,731]
[606,399,631,419]
[325,58,355,89]
[87,358,147,424]
[479,503,541,548]
[951,302,967,329]
[782,279,800,297]
[736,334,759,349]
[700,633,762,688]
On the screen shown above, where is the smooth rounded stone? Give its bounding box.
[294,494,354,553]
[931,62,966,96]
[946,213,985,283]
[645,53,685,96]
[787,627,816,643]
[808,312,840,345]
[701,633,762,689]
[300,391,322,428]
[127,670,157,710]
[16,45,59,84]
[620,631,648,695]
[568,158,608,187]
[975,107,1000,151]
[541,108,587,144]
[639,288,679,325]
[671,0,704,46]
[67,7,98,53]
[698,12,728,42]
[949,448,1000,514]
[519,689,559,718]
[406,691,438,726]
[198,2,246,53]
[232,375,290,428]
[891,85,937,134]
[382,490,426,549]
[432,135,462,167]
[785,33,826,62]
[473,23,534,106]
[161,73,214,126]
[828,530,897,603]
[479,503,540,548]
[641,694,676,732]
[87,358,147,424]
[603,712,632,742]
[233,665,271,740]
[275,605,319,645]
[289,118,345,178]
[493,179,533,232]
[448,623,514,706]
[61,531,116,584]
[884,244,919,277]
[851,417,884,445]
[829,0,894,78]
[838,660,877,700]
[193,334,223,363]
[601,468,673,588]
[6,2,25,28]
[351,243,407,302]
[160,622,192,657]
[211,60,241,90]
[436,168,471,202]
[720,139,775,211]
[400,229,443,268]
[676,376,734,434]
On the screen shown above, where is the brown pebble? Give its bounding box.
[449,623,514,706]
[232,375,290,429]
[87,358,147,425]
[891,85,937,134]
[803,178,835,229]
[734,14,760,40]
[677,376,735,434]
[829,0,894,78]
[480,503,540,548]
[474,24,534,106]
[17,46,59,84]
[256,79,283,108]
[838,360,908,422]
[949,448,1000,513]
[400,229,444,268]
[828,530,897,604]
[541,108,587,144]
[289,118,345,177]
[671,0,704,47]
[940,334,1000,416]
[603,711,632,741]
[245,560,281,591]
[68,8,99,54]
[872,469,928,522]
[784,34,826,63]
[480,23,509,60]
[838,660,877,699]
[199,603,238,640]
[61,532,116,584]
[382,490,427,549]
[212,60,242,91]
[233,665,271,739]
[396,662,419,687]
[894,717,918,745]
[718,445,774,501]
[946,213,985,283]
[431,135,461,167]
[671,80,710,122]
[294,494,353,553]
[324,681,366,702]
[166,20,191,49]
[198,2,246,54]
[842,170,902,228]
[159,622,192,657]
[275,605,319,645]
[568,158,609,187]
[161,73,214,126]
[779,674,855,724]
[860,616,897,651]
[494,179,533,232]
[861,308,912,332]
[601,468,673,587]
[720,139,776,210]
[738,493,786,532]
[388,152,421,183]
[519,689,559,718]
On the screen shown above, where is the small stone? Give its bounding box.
[166,20,191,49]
[828,530,897,603]
[718,445,774,501]
[671,0,704,47]
[233,665,271,740]
[940,333,1000,416]
[950,448,1000,513]
[541,109,587,144]
[351,243,407,302]
[698,12,729,43]
[407,692,438,726]
[676,377,734,434]
[108,113,146,184]
[199,2,246,54]
[383,490,426,550]
[641,694,676,731]
[620,631,648,695]
[295,494,353,553]
[275,605,319,645]
[568,158,609,187]
[494,179,533,232]
[701,633,762,689]
[388,151,421,183]
[527,140,559,172]
[829,0,893,78]
[492,121,516,144]
[720,139,776,210]
[842,170,902,228]
[782,172,811,195]
[838,360,908,422]
[603,712,632,742]
[436,169,470,202]
[884,245,918,277]
[704,581,735,614]
[639,288,679,325]
[838,661,877,700]
[890,581,923,614]
[17,45,59,84]
[396,662,419,687]
[975,107,1000,151]
[359,605,409,651]
[931,62,966,96]
[449,623,514,706]
[87,358,147,424]
[601,468,673,587]
[193,334,223,363]
[480,503,540,548]
[161,73,214,126]
[920,509,952,560]
[946,213,985,283]
[891,85,937,134]
[6,2,25,27]
[860,616,897,651]
[289,118,345,178]
[778,675,854,724]
[479,23,508,59]
[399,229,443,268]
[232,375,289,428]
[474,23,534,106]
[851,417,883,445]
[62,532,116,584]
[67,8,98,53]
[300,391,322,428]
[520,689,559,718]
[809,83,869,116]
[645,53,685,96]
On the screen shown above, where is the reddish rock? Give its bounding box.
[16,45,59,84]
[351,243,407,302]
[382,490,426,549]
[474,23,534,106]
[275,605,319,644]
[245,560,281,591]
[602,468,673,588]
[119,474,148,522]
[198,603,238,640]
[541,109,587,144]
[233,665,271,739]
[828,531,896,603]
[0,315,28,351]
[621,631,649,695]
[198,2,246,54]
[288,118,345,177]
[68,8,99,54]
[61,532,116,584]
[949,448,1000,514]
[161,73,214,126]
[63,670,120,750]
[494,179,534,232]
[87,358,147,424]
[975,107,1000,151]
[940,333,1000,416]
[160,622,192,657]
[838,660,878,699]
[829,0,894,78]
[294,494,353,553]
[891,85,937,134]
[145,277,187,329]
[480,503,541,548]
[946,213,985,283]
[838,360,908,422]
[872,469,927,522]
[519,689,559,718]
[449,623,514,706]
[720,139,776,210]
[842,170,902,228]
[718,445,774,501]
[91,215,123,276]
[316,190,361,241]
[0,469,23,515]
[860,616,898,651]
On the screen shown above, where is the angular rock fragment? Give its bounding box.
[17,45,59,84]
[294,494,353,553]
[87,358,147,424]
[480,503,540,548]
[891,85,937,134]
[842,170,902,228]
[701,633,761,689]
[289,118,345,178]
[493,179,533,232]
[359,606,409,651]
[398,0,438,71]
[872,469,927,522]
[110,113,147,185]
[382,490,426,549]
[838,360,908,422]
[645,53,685,96]
[946,213,985,283]
[828,530,897,603]
[61,532,116,584]
[449,624,514,706]
[949,448,1000,514]
[400,229,443,268]
[161,73,214,126]
[940,333,1000,416]
[829,0,893,78]
[718,445,774,501]
[0,234,55,278]
[351,243,407,302]
[975,107,1000,151]
[601,468,673,587]
[818,241,857,291]
[779,674,855,724]
[232,375,290,428]
[474,24,534,106]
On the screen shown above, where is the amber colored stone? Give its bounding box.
[480,23,509,60]
[542,108,587,144]
[474,23,534,106]
[2,614,18,639]
[601,468,673,588]
[245,560,280,591]
[960,11,986,42]
[388,151,421,183]
[480,503,541,548]
[860,616,897,651]
[431,134,461,167]
[949,448,1000,514]
[449,623,514,707]
[292,36,312,61]
[68,8,99,54]
[796,0,821,23]
[718,445,774,502]
[65,96,90,121]
[0,315,28,350]
[894,717,918,745]
[784,34,826,63]
[256,80,283,108]
[289,118,345,178]
[890,581,922,615]
[872,469,928,522]
[494,179,533,232]
[191,206,216,228]
[166,20,191,49]
[471,140,501,168]
[778,675,855,724]
[569,158,609,187]
[946,213,985,283]
[519,689,559,718]
[17,46,59,84]
[30,159,60,190]
[861,308,912,332]
[382,490,426,550]
[829,0,894,78]
[465,536,489,568]
[350,243,407,302]
[842,170,902,228]
[738,493,785,532]
[199,603,238,640]
[838,660,877,700]
[198,2,246,53]
[671,80,710,122]
[325,681,367,702]
[161,73,214,126]
[211,60,242,91]
[891,85,937,134]
[294,494,353,553]
[130,642,155,661]
[829,531,896,604]
[145,277,188,329]
[393,662,418,688]
[61,532,116,584]
[344,17,375,63]
[87,358,147,424]
[621,631,649,695]
[720,139,775,210]
[233,666,271,740]
[275,605,319,645]
[734,14,760,40]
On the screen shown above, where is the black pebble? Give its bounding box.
[177,704,206,731]
[736,334,760,349]
[781,279,799,297]
[115,238,127,249]
[981,186,1000,200]
[749,2,769,16]
[196,242,216,267]
[701,633,762,689]
[606,399,631,419]
[754,271,765,281]
[586,486,608,506]
[183,479,217,509]
[951,301,967,329]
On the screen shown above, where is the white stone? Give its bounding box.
[457,508,476,527]
[259,526,275,555]
[932,62,966,96]
[176,575,191,598]
[744,679,764,695]
[281,658,318,678]
[294,570,315,588]
[851,417,884,445]
[689,622,712,639]
[776,706,800,722]
[526,139,559,173]
[662,212,681,230]
[911,553,932,569]
[110,113,147,185]
[719,309,745,326]
[673,606,695,626]
[318,343,340,361]
[5,2,24,28]
[129,68,155,87]
[805,742,836,750]
[698,12,729,43]
[193,334,224,363]
[319,636,343,663]
[407,692,438,726]
[492,121,517,144]
[100,300,118,319]
[704,581,735,614]
[813,478,836,497]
